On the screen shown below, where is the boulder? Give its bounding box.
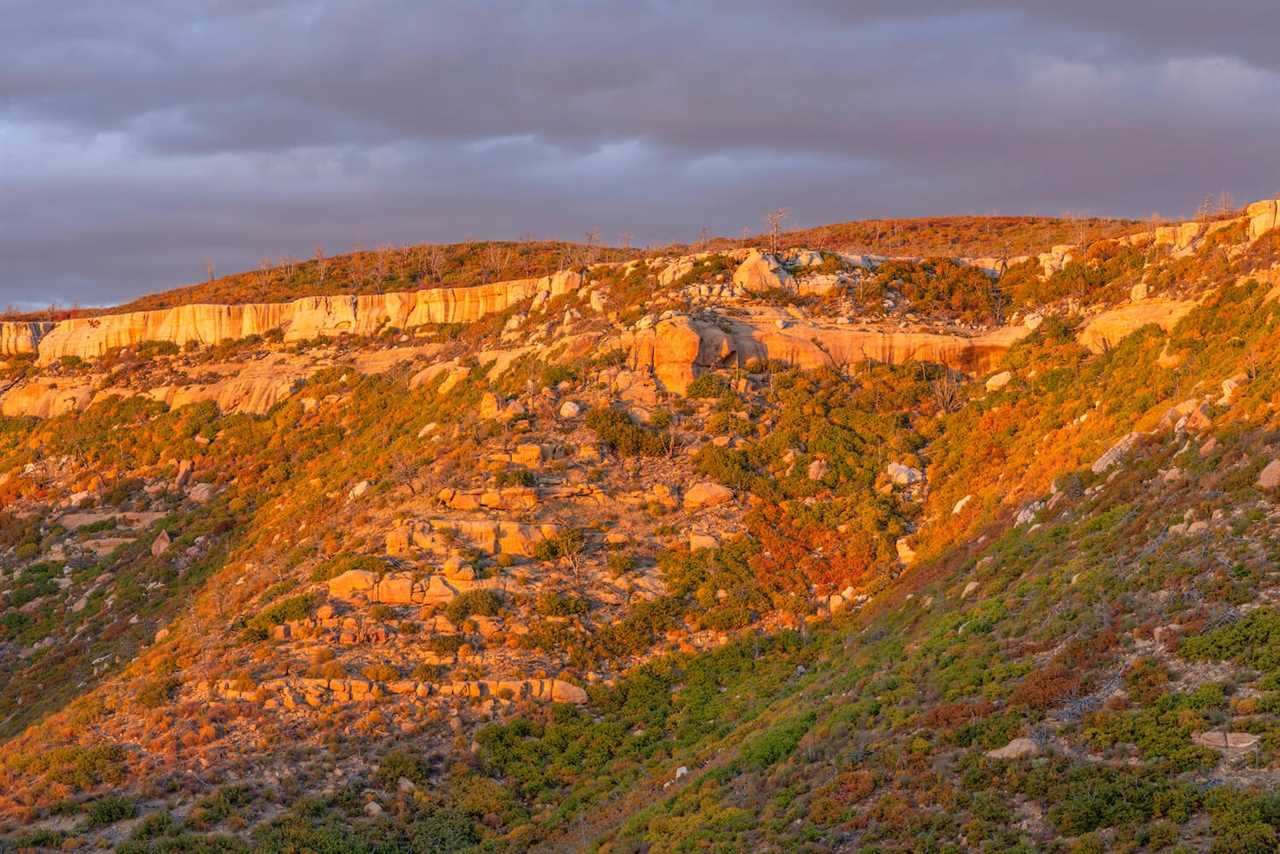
[513,443,544,468]
[985,371,1012,392]
[986,737,1040,760]
[1193,731,1261,751]
[952,495,973,515]
[886,462,923,486]
[1248,199,1278,241]
[151,530,172,557]
[550,680,589,704]
[328,569,378,600]
[1091,432,1140,474]
[1258,460,1280,490]
[558,400,582,418]
[896,538,916,566]
[807,458,829,481]
[689,531,719,551]
[683,481,733,510]
[732,250,793,294]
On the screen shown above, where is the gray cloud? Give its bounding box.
[2,1,1279,307]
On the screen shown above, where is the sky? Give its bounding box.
[3,1,1280,309]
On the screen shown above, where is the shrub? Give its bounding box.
[376,749,428,789]
[495,468,536,488]
[363,663,399,682]
[742,713,815,770]
[585,407,666,457]
[536,591,591,617]
[541,364,578,388]
[85,794,136,827]
[686,372,731,399]
[310,553,386,583]
[445,589,503,624]
[606,552,635,577]
[244,592,318,639]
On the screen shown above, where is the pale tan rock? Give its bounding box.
[1248,199,1278,241]
[34,276,547,365]
[732,250,793,294]
[683,481,733,510]
[1077,299,1197,354]
[151,530,171,557]
[1257,460,1280,490]
[513,443,544,468]
[986,737,1040,759]
[549,679,588,704]
[985,371,1012,391]
[0,321,53,356]
[1193,731,1260,751]
[886,462,923,486]
[328,569,378,600]
[1091,432,1140,474]
[689,531,719,550]
[896,538,916,565]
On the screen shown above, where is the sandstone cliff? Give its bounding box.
[1077,299,1198,354]
[621,311,1034,395]
[0,321,53,356]
[29,271,581,365]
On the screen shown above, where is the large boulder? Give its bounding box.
[1248,199,1278,241]
[886,462,923,486]
[328,569,378,600]
[986,737,1040,759]
[1258,460,1280,490]
[684,481,733,510]
[732,250,793,294]
[1091,432,1140,474]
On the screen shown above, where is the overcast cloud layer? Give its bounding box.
[3,1,1280,308]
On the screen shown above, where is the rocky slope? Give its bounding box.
[2,198,1280,851]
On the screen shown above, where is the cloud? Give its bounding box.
[2,1,1280,306]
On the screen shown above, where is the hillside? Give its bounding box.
[3,214,1143,323]
[1,199,1280,851]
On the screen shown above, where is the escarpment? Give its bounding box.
[11,271,580,365]
[0,321,54,356]
[620,312,1033,395]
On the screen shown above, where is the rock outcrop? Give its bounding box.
[621,311,1033,395]
[1077,299,1197,354]
[0,321,53,356]
[32,272,581,365]
[1248,199,1278,242]
[732,250,793,294]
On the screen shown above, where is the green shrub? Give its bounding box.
[495,468,536,488]
[445,589,503,624]
[541,364,578,388]
[245,593,318,639]
[741,713,815,770]
[376,749,428,789]
[310,553,387,583]
[585,407,666,457]
[686,373,731,399]
[85,794,136,827]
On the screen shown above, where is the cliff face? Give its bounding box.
[1077,299,1198,353]
[21,273,577,365]
[0,322,54,356]
[621,312,1033,395]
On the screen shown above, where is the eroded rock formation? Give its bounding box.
[22,272,581,365]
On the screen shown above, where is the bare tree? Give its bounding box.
[482,243,512,282]
[204,259,215,283]
[767,208,789,255]
[314,246,328,286]
[426,245,446,283]
[583,229,601,265]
